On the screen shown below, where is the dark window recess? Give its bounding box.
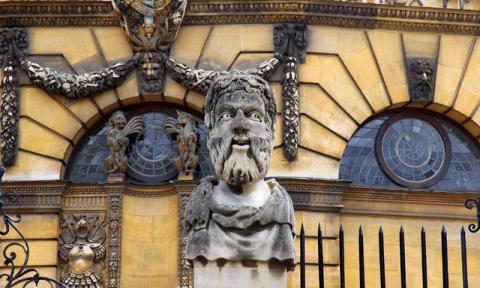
[340,112,480,192]
[66,111,214,184]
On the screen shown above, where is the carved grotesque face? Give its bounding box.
[208,91,274,186]
[142,53,161,81]
[112,113,126,130]
[74,218,89,239]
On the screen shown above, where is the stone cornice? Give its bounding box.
[1,0,480,35]
[0,1,118,27]
[1,179,477,216]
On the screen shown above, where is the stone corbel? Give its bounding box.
[273,23,307,161]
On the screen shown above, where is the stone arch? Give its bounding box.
[60,101,208,181]
[338,107,480,191]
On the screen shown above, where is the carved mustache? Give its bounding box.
[209,132,273,175]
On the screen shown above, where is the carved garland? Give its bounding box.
[0,28,137,167]
[273,23,307,161]
[0,28,28,167]
[19,55,136,99]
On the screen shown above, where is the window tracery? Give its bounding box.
[66,110,214,183]
[340,111,480,191]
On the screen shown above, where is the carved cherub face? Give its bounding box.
[208,91,273,186]
[111,112,127,130]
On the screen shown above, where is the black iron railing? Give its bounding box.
[0,167,66,288]
[299,223,472,288]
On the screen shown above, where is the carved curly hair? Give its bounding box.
[204,73,276,132]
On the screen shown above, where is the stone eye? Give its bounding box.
[248,112,261,121]
[220,112,232,121]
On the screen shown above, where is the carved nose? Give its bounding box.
[232,110,249,134]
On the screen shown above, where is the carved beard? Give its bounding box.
[208,131,273,186]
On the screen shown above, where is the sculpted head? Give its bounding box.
[109,111,127,130]
[205,74,276,186]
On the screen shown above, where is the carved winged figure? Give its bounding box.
[59,215,107,288]
[164,110,199,178]
[104,111,144,176]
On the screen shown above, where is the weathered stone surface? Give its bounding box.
[194,260,287,288]
[185,73,295,287]
[435,35,473,107]
[121,194,178,288]
[367,30,409,104]
[4,151,63,181]
[18,117,71,160]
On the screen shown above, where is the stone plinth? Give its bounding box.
[193,260,287,288]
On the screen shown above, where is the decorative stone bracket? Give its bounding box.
[273,23,307,161]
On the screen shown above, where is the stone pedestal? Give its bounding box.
[107,173,124,182]
[193,260,287,288]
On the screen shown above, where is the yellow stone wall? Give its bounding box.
[0,214,59,288]
[7,24,480,182]
[121,192,178,288]
[3,22,480,288]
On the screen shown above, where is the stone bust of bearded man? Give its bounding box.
[184,73,296,272]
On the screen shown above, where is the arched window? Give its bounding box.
[340,110,480,191]
[65,109,214,183]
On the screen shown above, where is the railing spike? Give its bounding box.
[441,225,449,288]
[359,225,365,288]
[400,225,406,288]
[300,223,306,288]
[421,226,428,288]
[461,226,468,288]
[379,226,385,288]
[318,223,324,288]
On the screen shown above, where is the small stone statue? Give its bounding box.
[104,111,143,181]
[59,215,107,288]
[184,73,295,287]
[164,110,200,180]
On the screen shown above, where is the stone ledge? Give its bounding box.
[1,1,480,35]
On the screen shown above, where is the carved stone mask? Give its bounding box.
[74,218,89,239]
[205,75,276,186]
[110,111,127,130]
[142,53,161,81]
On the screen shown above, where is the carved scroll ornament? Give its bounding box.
[274,23,307,161]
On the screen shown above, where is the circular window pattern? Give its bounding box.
[127,113,179,182]
[375,113,451,188]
